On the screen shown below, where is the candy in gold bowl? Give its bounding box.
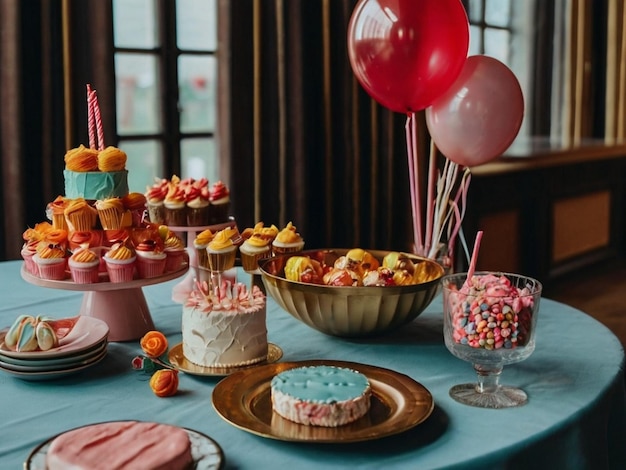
[258,249,444,337]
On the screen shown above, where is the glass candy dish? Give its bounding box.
[442,271,542,408]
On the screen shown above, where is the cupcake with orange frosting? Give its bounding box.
[21,223,53,276]
[145,178,168,224]
[163,230,186,272]
[64,145,99,172]
[47,196,70,231]
[272,222,304,255]
[97,146,127,172]
[122,192,147,226]
[239,233,272,273]
[95,198,125,230]
[64,198,97,232]
[33,242,67,280]
[206,227,238,272]
[193,229,214,270]
[135,239,167,279]
[68,246,100,284]
[163,176,187,226]
[208,180,230,224]
[104,242,136,282]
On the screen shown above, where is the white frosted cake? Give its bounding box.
[46,421,193,470]
[182,281,267,368]
[271,365,371,427]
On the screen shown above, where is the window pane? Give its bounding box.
[120,140,163,193]
[113,0,158,48]
[181,138,218,183]
[115,53,161,135]
[484,28,510,65]
[176,0,217,51]
[468,0,484,23]
[178,55,216,133]
[485,0,511,28]
[469,25,483,55]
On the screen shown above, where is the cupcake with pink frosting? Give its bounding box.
[145,178,168,224]
[208,180,230,224]
[163,176,187,227]
[184,177,210,226]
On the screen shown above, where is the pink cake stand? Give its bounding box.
[20,262,188,342]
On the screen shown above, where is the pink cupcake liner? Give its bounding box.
[136,255,167,279]
[69,259,100,284]
[34,257,67,280]
[165,250,185,272]
[105,257,137,283]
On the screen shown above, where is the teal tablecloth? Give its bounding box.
[1,260,625,469]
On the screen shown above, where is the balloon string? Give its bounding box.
[405,114,422,253]
[424,139,437,256]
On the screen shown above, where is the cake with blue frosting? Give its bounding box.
[271,365,371,427]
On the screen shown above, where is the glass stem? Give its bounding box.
[473,364,503,393]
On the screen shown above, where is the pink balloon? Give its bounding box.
[425,55,524,166]
[347,0,469,113]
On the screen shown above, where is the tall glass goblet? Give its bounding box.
[442,271,542,408]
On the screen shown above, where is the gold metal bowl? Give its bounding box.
[258,249,444,337]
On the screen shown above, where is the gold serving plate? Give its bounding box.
[212,359,434,443]
[168,343,283,377]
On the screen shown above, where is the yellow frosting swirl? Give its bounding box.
[275,222,302,244]
[208,228,236,251]
[97,146,127,172]
[106,243,134,260]
[71,248,98,263]
[194,229,214,246]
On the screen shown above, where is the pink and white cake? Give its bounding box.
[182,280,267,368]
[271,365,371,427]
[45,421,193,470]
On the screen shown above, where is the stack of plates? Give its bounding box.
[0,316,109,380]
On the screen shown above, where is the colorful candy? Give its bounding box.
[447,274,534,350]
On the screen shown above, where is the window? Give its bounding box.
[112,0,218,193]
[467,0,536,139]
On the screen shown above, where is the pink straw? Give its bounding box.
[465,230,483,285]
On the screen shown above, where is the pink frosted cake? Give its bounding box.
[271,365,371,427]
[182,281,267,368]
[45,421,193,470]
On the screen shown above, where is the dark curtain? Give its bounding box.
[222,0,426,253]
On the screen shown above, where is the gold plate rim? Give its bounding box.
[211,359,434,443]
[168,343,283,377]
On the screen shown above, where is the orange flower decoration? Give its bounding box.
[149,369,179,397]
[140,331,168,358]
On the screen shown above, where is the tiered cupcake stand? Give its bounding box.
[21,262,189,342]
[20,219,238,342]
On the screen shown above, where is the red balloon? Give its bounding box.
[347,0,469,113]
[425,55,524,167]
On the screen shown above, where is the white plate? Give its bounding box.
[0,339,107,367]
[0,348,107,381]
[0,316,109,359]
[0,341,107,372]
[24,423,224,470]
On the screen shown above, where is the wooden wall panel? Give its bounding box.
[552,190,611,262]
[476,211,521,273]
